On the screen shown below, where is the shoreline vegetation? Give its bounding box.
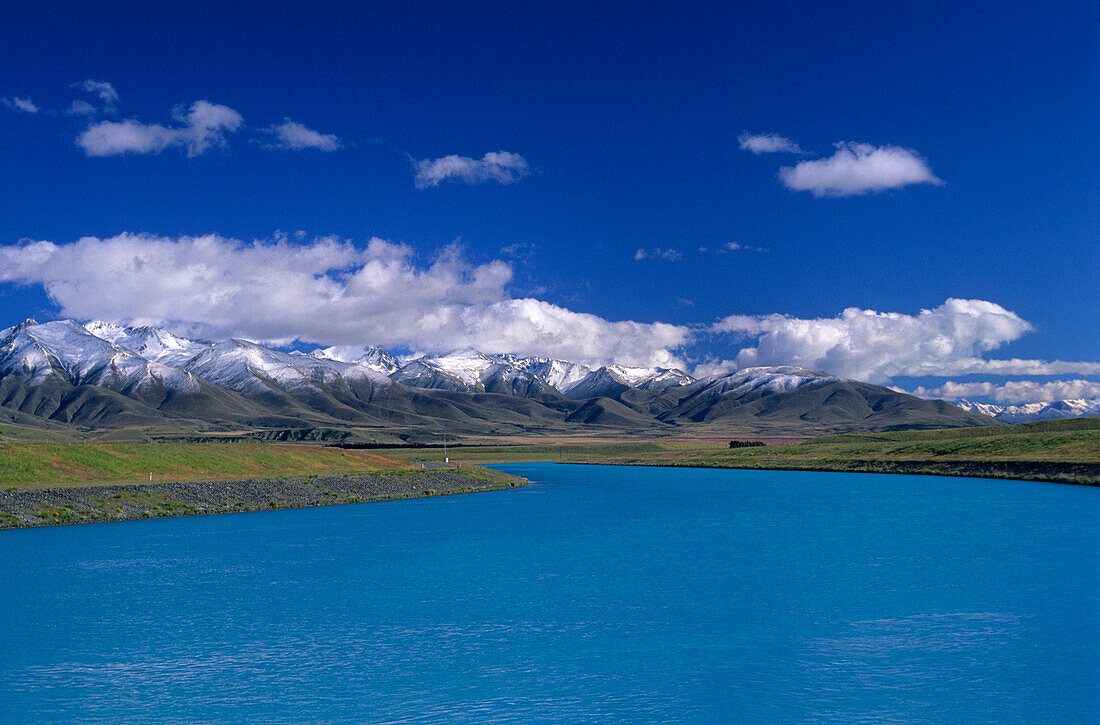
[1,418,1096,528]
[0,468,526,529]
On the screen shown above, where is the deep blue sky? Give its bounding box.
[0,1,1096,397]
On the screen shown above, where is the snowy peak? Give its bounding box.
[414,350,499,387]
[604,364,695,390]
[563,364,695,400]
[390,350,560,398]
[1,319,199,392]
[955,398,1100,423]
[311,345,401,376]
[699,366,841,394]
[498,355,593,391]
[84,321,208,367]
[184,338,391,395]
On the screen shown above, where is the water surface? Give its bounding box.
[1,464,1097,722]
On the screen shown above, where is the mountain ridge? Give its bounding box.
[0,319,1000,439]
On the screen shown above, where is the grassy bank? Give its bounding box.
[2,419,1097,495]
[0,441,412,488]
[0,467,527,529]
[555,419,1100,486]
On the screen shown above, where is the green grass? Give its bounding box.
[385,419,1100,485]
[3,418,1097,488]
[549,421,1100,485]
[383,439,721,465]
[0,442,411,487]
[806,416,1100,443]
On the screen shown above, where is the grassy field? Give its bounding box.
[2,418,1097,488]
[0,442,413,488]
[382,419,1100,485]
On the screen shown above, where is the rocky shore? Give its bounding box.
[0,468,527,529]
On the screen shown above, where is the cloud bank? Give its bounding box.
[912,379,1100,404]
[414,151,529,189]
[77,101,244,157]
[710,299,1100,382]
[264,118,341,151]
[779,142,942,197]
[738,132,804,154]
[0,234,689,368]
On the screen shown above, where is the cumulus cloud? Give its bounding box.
[264,118,341,151]
[711,298,1100,382]
[0,233,690,368]
[912,379,1100,404]
[2,97,39,114]
[634,247,682,261]
[414,151,529,189]
[779,142,942,197]
[738,132,804,154]
[76,101,243,157]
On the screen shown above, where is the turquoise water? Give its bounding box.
[1,464,1097,723]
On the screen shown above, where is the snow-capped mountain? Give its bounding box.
[1,319,200,393]
[562,364,695,399]
[391,350,560,398]
[184,339,390,396]
[83,321,207,368]
[310,345,401,376]
[498,355,592,391]
[658,365,980,429]
[955,398,1100,423]
[693,366,840,396]
[0,319,999,435]
[662,366,842,421]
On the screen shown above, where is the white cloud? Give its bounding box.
[75,79,119,108]
[634,247,682,261]
[720,241,764,252]
[0,233,690,368]
[912,379,1100,404]
[691,358,739,379]
[711,298,1100,382]
[264,118,341,151]
[76,101,244,157]
[414,151,529,189]
[67,100,98,117]
[2,97,39,114]
[738,132,803,154]
[779,142,942,197]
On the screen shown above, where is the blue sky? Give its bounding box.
[1,0,1097,403]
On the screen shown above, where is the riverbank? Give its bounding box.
[568,457,1100,486]
[549,419,1100,486]
[0,468,526,529]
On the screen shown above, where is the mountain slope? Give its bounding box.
[0,320,1002,438]
[659,367,998,432]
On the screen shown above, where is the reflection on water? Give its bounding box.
[1,464,1097,723]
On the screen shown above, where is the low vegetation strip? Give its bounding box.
[569,456,1100,486]
[0,442,411,487]
[560,422,1100,486]
[0,468,527,529]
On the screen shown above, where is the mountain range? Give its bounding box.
[954,398,1100,424]
[1,319,1000,440]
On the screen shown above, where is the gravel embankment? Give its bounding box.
[0,469,526,529]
